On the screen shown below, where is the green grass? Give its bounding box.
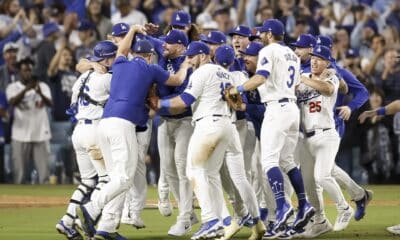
[0,185,399,239]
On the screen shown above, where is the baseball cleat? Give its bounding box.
[238,213,253,228]
[248,219,266,240]
[354,189,373,221]
[56,220,83,240]
[158,199,173,217]
[120,213,145,229]
[303,219,332,238]
[387,224,400,235]
[190,218,224,240]
[93,231,127,240]
[223,220,242,240]
[333,206,354,231]
[168,221,191,236]
[263,221,280,239]
[76,205,97,238]
[292,201,315,230]
[273,202,294,232]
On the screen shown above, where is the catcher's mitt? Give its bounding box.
[224,86,243,111]
[147,84,159,111]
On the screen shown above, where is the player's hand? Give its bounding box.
[91,62,107,74]
[131,24,147,35]
[25,82,37,91]
[320,68,336,79]
[228,86,238,95]
[336,106,351,121]
[358,109,377,124]
[144,23,159,35]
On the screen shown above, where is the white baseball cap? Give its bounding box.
[3,42,19,54]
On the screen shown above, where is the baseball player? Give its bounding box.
[201,30,253,231]
[316,35,373,222]
[296,45,354,237]
[144,29,198,236]
[75,23,151,229]
[359,99,400,235]
[218,45,267,240]
[76,25,190,239]
[56,40,116,240]
[228,19,315,234]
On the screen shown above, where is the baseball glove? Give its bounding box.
[147,84,159,111]
[224,86,243,111]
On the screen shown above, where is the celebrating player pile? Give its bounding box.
[55,13,376,240]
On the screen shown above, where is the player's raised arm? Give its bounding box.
[164,57,191,86]
[117,24,146,57]
[359,99,400,123]
[75,58,107,74]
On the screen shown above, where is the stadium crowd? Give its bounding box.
[0,0,399,185]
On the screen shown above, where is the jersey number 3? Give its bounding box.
[287,66,295,88]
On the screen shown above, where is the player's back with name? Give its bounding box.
[257,42,300,103]
[184,63,232,121]
[72,70,111,120]
[297,72,339,132]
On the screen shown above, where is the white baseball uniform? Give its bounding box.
[296,72,349,221]
[60,70,111,227]
[256,42,300,174]
[184,63,235,222]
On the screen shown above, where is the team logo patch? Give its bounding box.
[261,57,268,65]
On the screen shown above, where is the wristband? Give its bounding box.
[160,99,170,108]
[377,107,386,116]
[237,85,245,93]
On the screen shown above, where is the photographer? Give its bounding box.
[6,58,52,184]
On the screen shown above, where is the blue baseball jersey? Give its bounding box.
[229,57,246,72]
[243,72,265,140]
[146,36,192,118]
[300,59,311,74]
[103,56,170,125]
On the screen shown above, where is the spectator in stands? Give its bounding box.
[75,20,97,60]
[6,58,52,184]
[34,22,60,83]
[87,0,112,40]
[333,27,351,62]
[0,89,8,183]
[360,87,394,183]
[0,43,19,92]
[0,0,22,38]
[379,48,400,103]
[111,0,147,25]
[47,44,77,184]
[361,35,385,76]
[382,25,400,50]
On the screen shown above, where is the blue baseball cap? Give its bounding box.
[258,19,285,35]
[239,42,263,56]
[215,45,235,67]
[77,20,96,31]
[164,30,188,46]
[310,45,332,61]
[346,48,360,58]
[291,34,316,48]
[111,22,130,36]
[42,22,60,38]
[316,35,333,49]
[228,25,251,37]
[184,41,210,56]
[88,40,117,62]
[132,39,155,53]
[171,10,191,27]
[200,31,227,44]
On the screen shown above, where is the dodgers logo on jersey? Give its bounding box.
[261,57,268,66]
[297,87,321,104]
